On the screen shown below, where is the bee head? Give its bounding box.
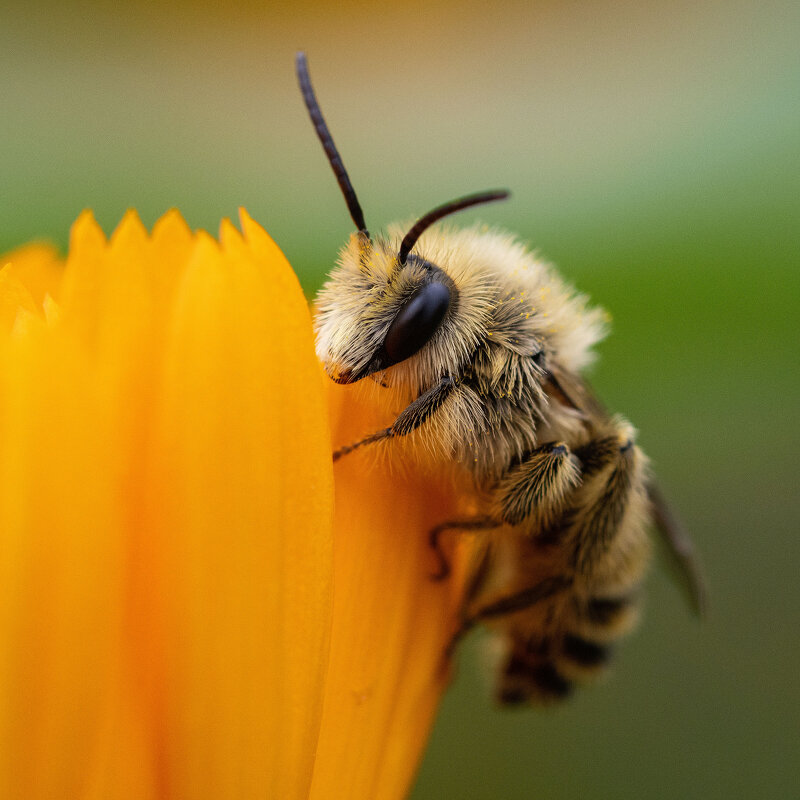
[314,238,457,385]
[297,52,507,388]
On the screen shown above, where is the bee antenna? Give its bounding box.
[296,52,369,238]
[398,190,510,264]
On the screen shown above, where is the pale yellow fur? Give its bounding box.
[316,224,607,482]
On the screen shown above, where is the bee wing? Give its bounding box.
[647,481,709,617]
[544,364,606,418]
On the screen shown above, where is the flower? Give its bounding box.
[0,210,466,799]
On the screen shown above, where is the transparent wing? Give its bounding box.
[648,481,709,617]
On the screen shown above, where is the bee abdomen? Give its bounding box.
[561,633,612,669]
[584,594,641,637]
[497,629,619,706]
[497,645,574,706]
[496,591,640,706]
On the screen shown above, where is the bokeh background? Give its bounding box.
[2,0,798,797]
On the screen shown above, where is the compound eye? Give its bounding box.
[383,281,451,366]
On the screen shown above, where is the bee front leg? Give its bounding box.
[332,427,393,461]
[332,376,455,461]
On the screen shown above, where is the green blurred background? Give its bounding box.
[2,0,798,797]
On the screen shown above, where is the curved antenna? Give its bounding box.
[295,52,369,236]
[398,190,510,264]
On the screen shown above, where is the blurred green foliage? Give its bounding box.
[1,1,798,797]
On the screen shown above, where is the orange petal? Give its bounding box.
[146,218,333,798]
[0,265,39,330]
[0,242,63,307]
[310,381,469,800]
[0,311,132,797]
[0,211,335,799]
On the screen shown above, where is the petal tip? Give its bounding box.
[237,211,294,280]
[238,209,272,249]
[237,207,255,230]
[111,209,148,247]
[70,210,106,251]
[193,229,223,260]
[219,217,245,249]
[153,208,193,238]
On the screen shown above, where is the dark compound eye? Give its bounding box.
[383,281,451,366]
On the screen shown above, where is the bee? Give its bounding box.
[297,53,706,704]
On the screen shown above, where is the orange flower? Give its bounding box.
[0,210,465,799]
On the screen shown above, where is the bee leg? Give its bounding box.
[572,429,632,478]
[332,376,454,461]
[493,441,582,530]
[332,427,393,461]
[390,375,454,434]
[436,537,495,678]
[428,515,500,581]
[570,422,647,579]
[446,575,572,659]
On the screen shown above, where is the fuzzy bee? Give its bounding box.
[297,53,705,704]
